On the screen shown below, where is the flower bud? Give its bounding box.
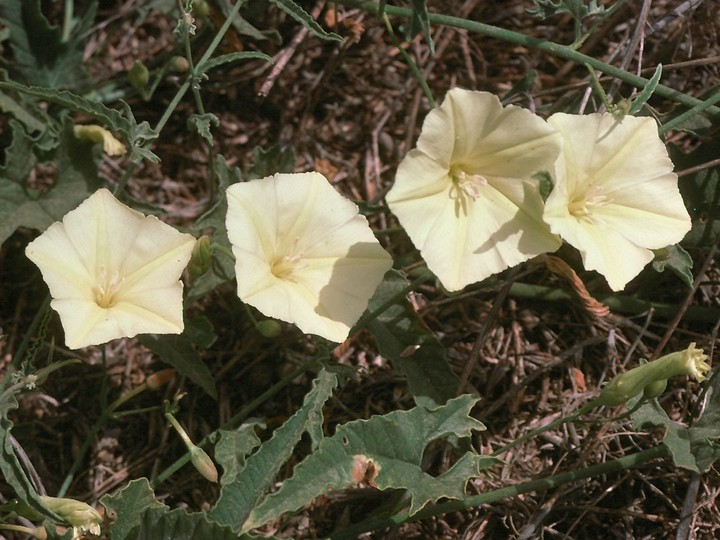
[599,343,710,407]
[169,55,190,73]
[129,59,149,89]
[189,445,219,483]
[73,125,127,157]
[38,496,102,536]
[146,368,176,391]
[256,319,282,338]
[188,235,212,281]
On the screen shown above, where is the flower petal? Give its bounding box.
[387,88,562,291]
[26,188,196,349]
[226,172,392,342]
[544,113,691,291]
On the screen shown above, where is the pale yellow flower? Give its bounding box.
[26,188,196,349]
[543,113,691,291]
[225,172,393,342]
[38,495,102,538]
[386,88,562,292]
[73,124,127,156]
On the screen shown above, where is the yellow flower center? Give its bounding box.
[93,267,124,308]
[567,185,610,222]
[270,238,306,282]
[449,166,488,216]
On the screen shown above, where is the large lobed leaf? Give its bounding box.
[0,0,95,89]
[209,368,340,530]
[243,394,492,531]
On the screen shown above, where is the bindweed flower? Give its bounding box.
[599,342,710,406]
[26,188,196,349]
[543,113,691,291]
[225,172,393,342]
[38,495,102,538]
[386,88,562,292]
[73,125,127,157]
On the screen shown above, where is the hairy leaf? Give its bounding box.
[209,368,339,530]
[214,425,263,486]
[652,244,693,288]
[245,394,491,530]
[268,0,342,41]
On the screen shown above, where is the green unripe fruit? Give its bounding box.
[129,59,149,89]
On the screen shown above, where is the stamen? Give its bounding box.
[568,185,611,222]
[271,238,307,282]
[93,266,124,308]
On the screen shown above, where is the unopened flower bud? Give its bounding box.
[38,496,102,536]
[189,445,219,483]
[256,319,282,338]
[188,235,212,281]
[642,378,668,400]
[169,55,190,73]
[193,0,210,17]
[73,125,127,157]
[599,343,710,407]
[147,368,176,390]
[129,60,149,89]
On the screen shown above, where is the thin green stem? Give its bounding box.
[330,0,720,116]
[330,445,669,539]
[660,87,720,134]
[61,0,74,43]
[382,14,435,108]
[151,359,317,488]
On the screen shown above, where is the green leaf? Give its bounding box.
[200,51,273,75]
[0,0,95,89]
[630,398,699,472]
[0,81,159,163]
[214,425,263,485]
[0,118,102,244]
[101,478,166,540]
[126,506,242,540]
[268,0,342,42]
[628,64,662,115]
[246,144,296,180]
[687,371,720,472]
[652,244,693,287]
[366,270,460,408]
[187,113,220,146]
[0,382,63,522]
[184,316,218,349]
[245,394,491,530]
[209,368,340,530]
[675,142,720,247]
[0,88,48,134]
[138,334,217,399]
[187,156,241,301]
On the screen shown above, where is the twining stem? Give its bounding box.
[329,445,669,539]
[116,0,246,196]
[330,0,720,116]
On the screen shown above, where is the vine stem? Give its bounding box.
[330,0,720,116]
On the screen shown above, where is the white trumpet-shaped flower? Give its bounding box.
[386,88,563,292]
[25,188,196,349]
[225,172,393,342]
[543,113,691,291]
